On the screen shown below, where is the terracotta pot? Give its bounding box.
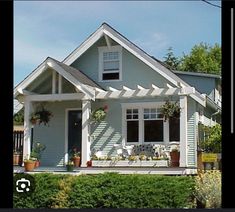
[73,157,81,167]
[13,153,21,166]
[34,160,40,168]
[24,161,35,172]
[170,151,180,167]
[87,160,92,167]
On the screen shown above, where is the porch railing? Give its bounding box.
[13,130,24,165]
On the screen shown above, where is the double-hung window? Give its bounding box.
[126,109,139,143]
[98,46,122,81]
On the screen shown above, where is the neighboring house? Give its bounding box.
[14,23,221,171]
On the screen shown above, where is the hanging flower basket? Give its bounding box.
[91,105,108,123]
[30,106,53,126]
[160,100,181,121]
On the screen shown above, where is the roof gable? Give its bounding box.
[62,23,206,106]
[14,57,103,99]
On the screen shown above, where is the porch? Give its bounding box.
[13,166,197,175]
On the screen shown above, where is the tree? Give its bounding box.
[179,43,221,75]
[13,108,24,125]
[163,47,181,70]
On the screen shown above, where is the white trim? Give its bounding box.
[58,74,62,94]
[104,34,111,48]
[22,97,32,165]
[81,100,91,167]
[27,93,86,102]
[179,96,188,167]
[52,70,56,94]
[64,108,82,165]
[98,45,122,82]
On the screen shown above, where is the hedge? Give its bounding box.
[14,173,195,208]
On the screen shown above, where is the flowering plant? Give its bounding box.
[30,106,53,126]
[91,105,108,123]
[70,147,81,158]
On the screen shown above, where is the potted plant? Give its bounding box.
[91,105,108,123]
[170,148,180,167]
[13,150,22,166]
[30,106,53,126]
[66,160,74,171]
[70,147,81,167]
[161,100,181,121]
[87,160,92,167]
[31,142,46,168]
[24,157,35,172]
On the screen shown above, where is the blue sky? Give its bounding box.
[14,1,221,86]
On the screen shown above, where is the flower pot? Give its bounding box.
[87,160,92,167]
[24,161,35,172]
[72,157,81,167]
[66,164,74,172]
[13,153,21,166]
[34,160,40,168]
[170,151,180,167]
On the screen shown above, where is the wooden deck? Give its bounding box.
[14,166,197,175]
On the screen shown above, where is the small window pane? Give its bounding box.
[103,73,119,80]
[127,121,139,142]
[150,114,156,119]
[144,109,149,113]
[144,114,149,119]
[133,109,138,114]
[157,113,164,118]
[151,108,156,113]
[144,120,163,142]
[127,109,132,114]
[126,115,132,119]
[133,114,138,119]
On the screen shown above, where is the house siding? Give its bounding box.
[71,37,173,90]
[33,101,82,166]
[187,97,196,167]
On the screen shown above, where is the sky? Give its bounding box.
[14,1,221,86]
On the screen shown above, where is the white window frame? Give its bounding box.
[121,102,170,146]
[98,45,122,82]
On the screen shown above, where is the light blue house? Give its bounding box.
[14,23,221,173]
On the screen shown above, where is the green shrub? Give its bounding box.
[194,170,221,208]
[14,173,195,208]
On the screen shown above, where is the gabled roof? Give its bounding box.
[14,57,103,99]
[62,22,206,106]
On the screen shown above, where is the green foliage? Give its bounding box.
[194,170,221,208]
[199,124,221,153]
[30,142,46,160]
[179,43,221,75]
[163,47,181,70]
[160,100,180,121]
[13,174,69,208]
[13,108,24,125]
[14,173,196,208]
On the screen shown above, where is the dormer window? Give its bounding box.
[98,46,122,81]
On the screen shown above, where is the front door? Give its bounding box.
[68,110,82,158]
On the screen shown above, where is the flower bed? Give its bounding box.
[92,160,169,167]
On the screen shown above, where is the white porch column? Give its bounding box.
[179,96,188,167]
[81,100,91,167]
[22,97,33,165]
